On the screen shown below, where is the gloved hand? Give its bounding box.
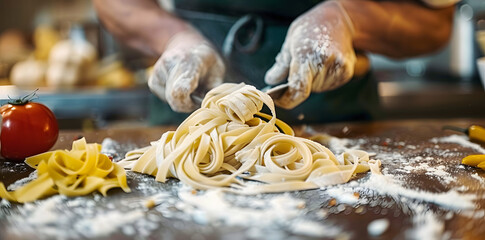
[265,1,357,109]
[149,28,225,112]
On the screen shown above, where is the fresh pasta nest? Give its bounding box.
[0,138,130,203]
[120,83,381,193]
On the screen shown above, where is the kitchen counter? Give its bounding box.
[374,70,485,119]
[1,118,485,239]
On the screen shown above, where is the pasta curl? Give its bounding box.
[120,83,380,193]
[0,138,130,203]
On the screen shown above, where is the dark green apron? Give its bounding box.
[149,0,381,125]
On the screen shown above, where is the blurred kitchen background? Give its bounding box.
[1,0,485,129]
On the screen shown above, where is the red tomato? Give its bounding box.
[0,101,59,161]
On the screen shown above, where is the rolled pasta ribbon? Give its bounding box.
[119,83,380,194]
[0,138,130,203]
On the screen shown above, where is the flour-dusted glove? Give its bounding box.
[265,1,356,109]
[149,29,225,112]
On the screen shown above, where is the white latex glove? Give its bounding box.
[265,1,356,109]
[149,29,225,112]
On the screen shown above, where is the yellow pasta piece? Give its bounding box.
[119,83,381,194]
[478,161,485,170]
[461,154,485,171]
[0,138,130,203]
[461,154,485,167]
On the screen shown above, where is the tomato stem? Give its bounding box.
[8,89,39,105]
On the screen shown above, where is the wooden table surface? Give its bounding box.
[1,118,485,240]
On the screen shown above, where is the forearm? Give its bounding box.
[93,0,190,56]
[339,0,454,58]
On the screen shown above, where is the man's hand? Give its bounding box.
[265,1,357,109]
[149,29,225,112]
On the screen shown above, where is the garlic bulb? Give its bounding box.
[10,59,47,88]
[46,40,97,88]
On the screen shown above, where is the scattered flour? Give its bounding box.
[168,187,338,238]
[101,137,138,161]
[367,218,390,236]
[290,220,342,238]
[471,173,485,186]
[327,136,367,154]
[360,174,476,210]
[402,162,456,184]
[101,137,120,158]
[5,194,150,239]
[0,199,10,208]
[407,208,445,240]
[7,170,37,191]
[431,135,485,154]
[325,187,361,205]
[283,131,481,239]
[178,189,303,227]
[75,210,145,238]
